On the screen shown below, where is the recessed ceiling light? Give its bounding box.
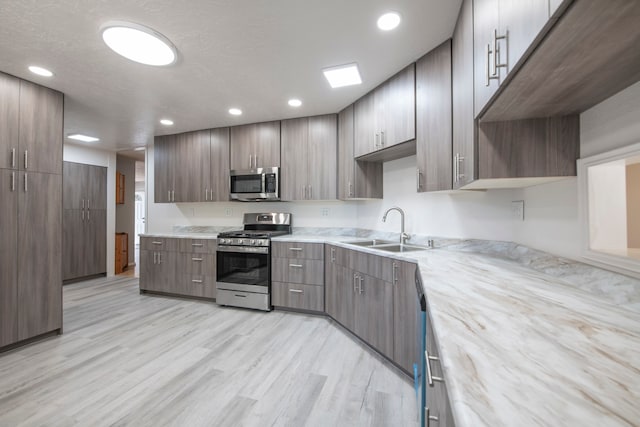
[377,12,401,31]
[68,134,100,143]
[288,99,302,107]
[28,66,54,77]
[229,108,242,116]
[134,147,146,151]
[160,119,174,126]
[101,21,177,66]
[323,63,362,88]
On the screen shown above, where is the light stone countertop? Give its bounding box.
[140,230,640,425]
[139,232,219,239]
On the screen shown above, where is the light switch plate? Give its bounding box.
[321,208,330,217]
[225,207,233,217]
[511,200,525,221]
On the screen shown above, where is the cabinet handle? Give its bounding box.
[453,154,458,184]
[425,349,444,386]
[153,252,157,264]
[458,155,465,181]
[302,185,306,199]
[192,279,203,283]
[289,264,303,268]
[380,131,385,147]
[11,172,15,192]
[330,247,336,263]
[11,148,15,168]
[353,273,359,293]
[172,190,175,202]
[359,276,364,294]
[152,241,163,245]
[288,247,303,251]
[485,44,499,86]
[192,257,203,262]
[23,174,27,192]
[192,243,204,247]
[309,185,312,199]
[289,289,303,294]
[348,181,353,197]
[254,155,258,168]
[493,28,508,75]
[82,206,84,221]
[392,262,398,284]
[24,150,28,169]
[205,188,208,201]
[168,190,171,201]
[416,168,422,191]
[249,154,252,169]
[426,407,439,427]
[374,133,380,149]
[234,294,247,298]
[158,253,162,264]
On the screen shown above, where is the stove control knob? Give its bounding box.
[250,239,256,245]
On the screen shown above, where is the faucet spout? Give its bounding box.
[382,207,410,245]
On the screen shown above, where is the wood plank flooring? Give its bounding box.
[0,276,418,426]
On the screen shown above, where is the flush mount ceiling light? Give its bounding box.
[160,119,174,126]
[323,63,362,88]
[228,108,242,116]
[101,21,177,66]
[377,12,401,31]
[288,99,302,107]
[134,147,146,151]
[28,66,54,77]
[68,134,100,143]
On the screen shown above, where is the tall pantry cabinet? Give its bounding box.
[0,71,63,349]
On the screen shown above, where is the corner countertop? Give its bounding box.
[275,235,640,426]
[139,232,219,239]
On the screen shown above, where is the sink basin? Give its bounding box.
[370,244,428,253]
[342,239,395,247]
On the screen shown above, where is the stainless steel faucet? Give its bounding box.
[382,207,410,245]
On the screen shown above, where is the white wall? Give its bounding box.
[64,144,117,276]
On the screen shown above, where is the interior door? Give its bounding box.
[0,170,18,347]
[17,172,62,340]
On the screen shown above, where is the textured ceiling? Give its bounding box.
[0,0,462,152]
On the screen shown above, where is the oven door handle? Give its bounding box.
[217,245,269,254]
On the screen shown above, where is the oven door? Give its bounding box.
[229,168,279,201]
[216,246,270,294]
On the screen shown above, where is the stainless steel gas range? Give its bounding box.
[215,213,292,311]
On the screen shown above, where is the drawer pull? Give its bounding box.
[289,289,303,294]
[191,243,204,247]
[234,294,247,298]
[425,349,444,386]
[289,264,303,268]
[192,257,203,262]
[289,247,303,251]
[152,241,163,245]
[192,279,203,283]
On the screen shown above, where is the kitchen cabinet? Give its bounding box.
[63,162,107,281]
[230,121,280,170]
[416,39,453,193]
[272,241,325,312]
[325,247,355,330]
[140,237,216,299]
[0,73,63,351]
[153,134,176,203]
[474,0,549,117]
[393,261,419,374]
[425,309,455,427]
[354,65,415,158]
[281,114,337,201]
[452,0,476,189]
[353,272,394,359]
[205,127,230,202]
[337,105,382,200]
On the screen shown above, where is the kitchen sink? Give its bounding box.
[342,239,395,247]
[368,244,428,253]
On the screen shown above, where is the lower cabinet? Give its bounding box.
[426,309,455,426]
[139,237,216,299]
[272,282,324,312]
[393,260,420,373]
[353,272,394,359]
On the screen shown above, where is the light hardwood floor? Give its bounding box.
[0,276,419,426]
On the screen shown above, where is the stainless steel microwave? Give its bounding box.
[230,167,280,201]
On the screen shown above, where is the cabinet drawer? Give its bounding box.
[272,282,324,312]
[140,237,179,251]
[174,275,216,299]
[178,254,216,276]
[178,238,217,253]
[272,258,324,285]
[272,242,324,260]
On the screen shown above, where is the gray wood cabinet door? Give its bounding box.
[382,64,416,149]
[255,121,281,168]
[393,261,419,374]
[62,209,84,280]
[85,209,107,276]
[17,172,62,341]
[18,80,63,175]
[417,40,453,193]
[354,273,394,359]
[230,124,255,170]
[307,114,337,200]
[354,91,376,158]
[474,0,501,117]
[208,127,230,202]
[87,164,107,210]
[281,117,308,200]
[0,170,18,347]
[63,162,86,210]
[426,310,456,427]
[325,259,356,332]
[0,73,19,171]
[173,130,209,203]
[154,135,175,203]
[139,249,155,291]
[452,0,476,189]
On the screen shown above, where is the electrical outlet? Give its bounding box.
[511,200,524,221]
[321,208,330,217]
[225,207,233,217]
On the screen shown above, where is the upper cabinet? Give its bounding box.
[0,73,63,175]
[354,65,415,158]
[281,114,337,201]
[172,130,210,203]
[416,39,453,193]
[337,105,382,200]
[206,127,231,202]
[230,121,280,170]
[474,0,550,117]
